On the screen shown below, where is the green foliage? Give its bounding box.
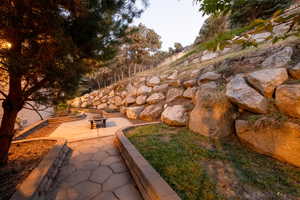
[195,0,292,27]
[174,42,184,53]
[194,14,229,45]
[0,0,146,106]
[127,124,300,199]
[197,25,253,51]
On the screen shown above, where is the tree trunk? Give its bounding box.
[0,103,19,165]
[0,73,23,166]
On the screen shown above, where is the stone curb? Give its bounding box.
[10,138,70,200]
[115,122,181,200]
[14,120,49,140]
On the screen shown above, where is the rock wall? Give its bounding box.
[70,42,300,167]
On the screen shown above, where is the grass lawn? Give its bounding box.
[126,124,300,200]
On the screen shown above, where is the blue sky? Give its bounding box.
[134,0,207,51]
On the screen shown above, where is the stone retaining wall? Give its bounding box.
[115,123,181,200]
[10,138,69,200]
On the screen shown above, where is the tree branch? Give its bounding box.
[0,66,8,71]
[0,89,7,98]
[23,78,48,99]
[24,102,44,120]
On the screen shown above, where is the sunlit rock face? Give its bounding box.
[247,68,288,98]
[226,75,268,114]
[261,46,293,68]
[275,84,300,118]
[140,104,163,122]
[236,119,300,167]
[189,82,235,138]
[161,105,188,127]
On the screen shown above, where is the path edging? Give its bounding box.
[10,138,69,200]
[14,120,49,140]
[115,122,181,200]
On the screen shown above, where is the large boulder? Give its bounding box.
[136,95,147,105]
[108,90,115,97]
[108,104,118,110]
[123,95,136,106]
[167,70,178,80]
[247,68,288,97]
[97,103,107,110]
[126,106,144,120]
[289,62,300,79]
[137,85,152,95]
[183,87,198,99]
[81,101,88,108]
[183,79,196,88]
[276,84,300,118]
[189,83,235,138]
[197,72,221,84]
[153,84,169,92]
[201,51,218,61]
[113,96,123,106]
[167,80,182,87]
[71,98,81,107]
[166,88,184,103]
[161,105,188,126]
[126,83,137,97]
[236,119,300,167]
[120,106,127,114]
[147,76,160,87]
[262,46,293,68]
[140,104,163,121]
[226,75,268,114]
[146,93,165,104]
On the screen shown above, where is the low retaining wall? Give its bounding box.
[15,113,87,140]
[115,123,181,200]
[14,120,49,140]
[10,138,69,200]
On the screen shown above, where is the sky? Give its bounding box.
[134,0,207,51]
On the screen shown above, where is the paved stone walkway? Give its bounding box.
[49,114,132,140]
[47,115,143,200]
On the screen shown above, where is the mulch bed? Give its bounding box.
[0,140,55,200]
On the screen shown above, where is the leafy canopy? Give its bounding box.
[0,0,146,106]
[194,0,292,27]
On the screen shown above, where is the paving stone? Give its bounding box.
[102,156,121,165]
[70,152,94,163]
[110,162,128,173]
[90,166,113,184]
[74,160,99,171]
[102,173,132,192]
[47,117,142,200]
[54,186,68,200]
[114,184,143,200]
[91,192,118,200]
[73,181,101,199]
[77,145,100,154]
[106,148,120,156]
[57,164,77,182]
[64,170,90,186]
[92,151,109,162]
[66,187,81,200]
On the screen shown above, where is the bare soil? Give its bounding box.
[0,140,55,200]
